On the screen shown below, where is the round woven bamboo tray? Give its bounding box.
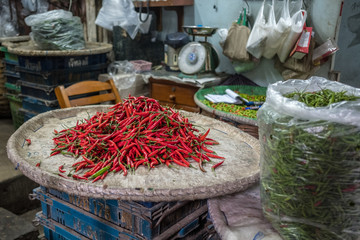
[7,105,260,202]
[194,85,267,139]
[5,41,112,56]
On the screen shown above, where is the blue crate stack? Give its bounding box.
[32,187,210,240]
[0,45,24,128]
[17,52,108,120]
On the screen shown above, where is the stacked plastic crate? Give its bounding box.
[17,52,109,121]
[0,53,10,117]
[3,41,112,121]
[0,45,23,127]
[31,186,210,240]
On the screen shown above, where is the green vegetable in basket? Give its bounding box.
[259,87,360,240]
[25,10,85,50]
[284,89,360,107]
[201,92,266,120]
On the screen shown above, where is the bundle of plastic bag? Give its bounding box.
[25,9,85,50]
[95,0,151,39]
[246,0,306,61]
[246,0,272,59]
[277,9,307,62]
[258,77,360,240]
[262,0,292,59]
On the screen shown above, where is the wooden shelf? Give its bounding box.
[133,0,194,7]
[133,0,194,32]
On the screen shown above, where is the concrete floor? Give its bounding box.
[0,117,42,239]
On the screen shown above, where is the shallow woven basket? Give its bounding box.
[4,41,112,56]
[194,85,267,139]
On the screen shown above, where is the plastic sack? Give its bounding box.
[218,28,228,47]
[208,184,282,240]
[0,0,19,37]
[246,0,271,59]
[258,77,360,240]
[95,0,151,39]
[277,9,307,62]
[25,9,85,50]
[263,0,292,59]
[108,61,136,89]
[223,22,251,61]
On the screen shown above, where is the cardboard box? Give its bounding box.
[290,27,313,60]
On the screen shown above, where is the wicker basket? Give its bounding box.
[195,85,267,139]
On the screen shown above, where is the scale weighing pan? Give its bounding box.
[183,26,218,37]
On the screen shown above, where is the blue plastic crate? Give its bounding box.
[22,96,59,113]
[17,63,107,86]
[19,81,58,100]
[18,53,107,71]
[4,59,18,72]
[35,187,208,240]
[5,82,21,94]
[35,212,85,240]
[35,209,207,240]
[4,70,20,84]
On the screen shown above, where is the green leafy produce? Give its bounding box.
[201,93,266,119]
[259,90,360,240]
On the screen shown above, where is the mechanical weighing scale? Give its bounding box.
[178,26,220,77]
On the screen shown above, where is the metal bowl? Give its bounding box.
[182,26,218,37]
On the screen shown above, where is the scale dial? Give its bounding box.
[178,42,207,75]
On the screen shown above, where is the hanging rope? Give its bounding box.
[139,0,150,23]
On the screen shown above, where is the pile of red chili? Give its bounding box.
[51,96,225,182]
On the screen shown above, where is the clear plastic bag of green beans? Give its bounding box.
[25,9,85,50]
[257,76,360,240]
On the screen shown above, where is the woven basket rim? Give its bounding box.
[5,41,112,56]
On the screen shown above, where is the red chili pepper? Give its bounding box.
[211,160,224,171]
[199,129,210,142]
[50,96,224,180]
[201,145,214,153]
[36,162,41,167]
[25,139,31,145]
[172,158,189,167]
[58,165,66,173]
[205,152,225,159]
[72,174,88,180]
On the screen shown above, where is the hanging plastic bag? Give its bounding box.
[277,9,307,63]
[263,0,292,59]
[95,0,141,39]
[223,9,251,62]
[246,0,272,59]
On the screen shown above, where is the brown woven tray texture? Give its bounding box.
[7,105,260,202]
[5,41,112,56]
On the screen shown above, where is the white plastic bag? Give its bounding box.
[263,0,292,59]
[277,9,307,63]
[95,0,141,39]
[246,0,271,59]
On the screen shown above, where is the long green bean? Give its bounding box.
[259,90,360,240]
